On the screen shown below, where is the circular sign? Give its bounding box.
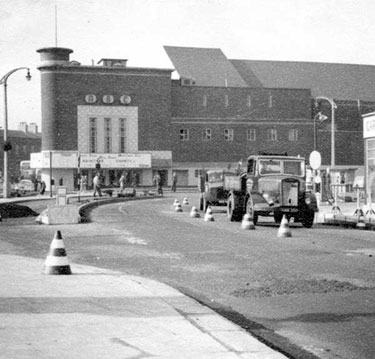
[309,150,321,170]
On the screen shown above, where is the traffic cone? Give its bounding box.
[173,199,179,206]
[175,203,183,212]
[277,215,292,238]
[241,213,255,230]
[190,206,200,218]
[356,214,366,229]
[183,197,189,205]
[204,207,214,222]
[43,231,72,275]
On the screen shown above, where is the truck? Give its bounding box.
[199,169,236,211]
[224,153,318,228]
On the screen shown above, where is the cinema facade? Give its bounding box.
[32,46,374,194]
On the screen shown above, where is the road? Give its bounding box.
[2,192,375,359]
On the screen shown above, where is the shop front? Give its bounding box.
[30,151,172,192]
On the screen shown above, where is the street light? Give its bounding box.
[315,96,337,168]
[313,111,328,151]
[0,67,31,198]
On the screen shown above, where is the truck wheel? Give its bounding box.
[246,196,258,225]
[199,196,204,211]
[274,213,283,224]
[301,210,315,228]
[227,195,241,221]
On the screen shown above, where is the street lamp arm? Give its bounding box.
[315,96,337,108]
[0,67,31,85]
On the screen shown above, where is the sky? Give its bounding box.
[1,0,375,130]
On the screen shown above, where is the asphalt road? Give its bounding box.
[2,193,375,359]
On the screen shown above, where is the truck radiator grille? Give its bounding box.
[281,180,299,206]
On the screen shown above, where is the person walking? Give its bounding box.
[39,180,46,195]
[93,173,102,197]
[80,174,87,193]
[153,172,163,196]
[119,172,126,194]
[171,172,178,192]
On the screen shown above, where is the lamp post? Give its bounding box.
[0,67,31,198]
[315,96,337,168]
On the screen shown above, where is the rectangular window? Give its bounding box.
[119,118,126,153]
[203,128,212,141]
[179,128,189,140]
[267,128,277,141]
[247,95,251,107]
[268,94,273,108]
[203,95,207,107]
[104,118,112,153]
[247,128,256,141]
[224,128,234,141]
[23,145,27,153]
[224,94,229,107]
[89,117,97,153]
[289,129,298,141]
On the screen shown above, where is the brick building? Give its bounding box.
[0,124,41,183]
[33,45,375,193]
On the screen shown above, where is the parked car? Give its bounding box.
[15,179,35,192]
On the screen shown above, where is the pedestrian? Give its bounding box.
[171,171,178,192]
[119,172,126,193]
[39,180,46,195]
[93,173,102,197]
[80,174,87,193]
[153,172,163,196]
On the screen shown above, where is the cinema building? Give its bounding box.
[32,46,375,195]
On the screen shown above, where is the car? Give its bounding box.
[15,179,35,192]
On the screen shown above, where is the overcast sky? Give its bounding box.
[1,0,375,130]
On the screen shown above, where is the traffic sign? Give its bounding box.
[309,151,321,170]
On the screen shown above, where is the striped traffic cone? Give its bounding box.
[204,207,214,222]
[43,231,72,275]
[175,203,183,212]
[183,197,189,205]
[241,213,255,230]
[277,215,292,238]
[190,206,200,218]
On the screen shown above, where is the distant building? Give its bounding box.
[33,45,375,196]
[0,126,41,183]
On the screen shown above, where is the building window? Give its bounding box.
[203,95,207,107]
[224,94,229,107]
[89,117,97,153]
[268,94,273,108]
[119,118,126,153]
[15,145,19,155]
[23,145,27,153]
[247,95,252,107]
[104,118,112,153]
[267,128,277,141]
[289,129,298,141]
[247,128,256,141]
[179,128,189,140]
[224,129,234,141]
[203,128,212,141]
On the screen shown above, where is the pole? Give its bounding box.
[3,81,8,198]
[0,67,31,198]
[331,101,335,168]
[49,151,53,198]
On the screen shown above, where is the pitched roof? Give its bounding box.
[231,59,375,101]
[164,46,248,87]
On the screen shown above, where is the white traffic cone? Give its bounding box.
[356,214,366,229]
[190,206,200,218]
[277,215,292,238]
[173,199,179,206]
[241,213,255,230]
[175,203,183,212]
[204,207,214,222]
[43,231,72,275]
[183,197,189,205]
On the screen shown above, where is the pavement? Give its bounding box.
[0,192,289,359]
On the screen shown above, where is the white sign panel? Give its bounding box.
[309,150,321,170]
[31,151,152,169]
[364,114,375,138]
